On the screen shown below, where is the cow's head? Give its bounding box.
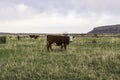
[69,35,75,42]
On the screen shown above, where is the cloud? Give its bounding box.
[1,0,120,17]
[1,0,120,14]
[1,11,117,33]
[0,2,38,21]
[16,3,28,12]
[0,0,120,33]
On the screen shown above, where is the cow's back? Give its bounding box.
[47,35,69,44]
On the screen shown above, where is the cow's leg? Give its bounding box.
[47,43,49,51]
[47,42,53,51]
[47,43,52,51]
[63,44,67,50]
[61,45,64,51]
[48,42,53,51]
[49,44,52,51]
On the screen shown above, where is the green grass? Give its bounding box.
[0,36,120,80]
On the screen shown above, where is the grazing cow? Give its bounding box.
[47,35,73,51]
[17,36,20,40]
[92,39,97,44]
[29,35,39,39]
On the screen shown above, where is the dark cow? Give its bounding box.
[92,39,97,44]
[47,35,73,51]
[17,36,20,40]
[29,35,39,39]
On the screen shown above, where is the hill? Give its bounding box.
[88,24,120,34]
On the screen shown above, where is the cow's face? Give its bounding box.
[69,36,75,42]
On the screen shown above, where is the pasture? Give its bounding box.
[0,35,120,80]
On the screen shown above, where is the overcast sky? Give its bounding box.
[0,0,120,33]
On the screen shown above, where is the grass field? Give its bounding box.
[0,36,120,80]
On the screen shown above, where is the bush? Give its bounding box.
[0,36,6,44]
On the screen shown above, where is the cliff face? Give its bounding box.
[88,24,120,34]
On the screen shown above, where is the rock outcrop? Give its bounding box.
[88,24,120,34]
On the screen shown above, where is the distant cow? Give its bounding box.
[47,35,73,51]
[29,35,39,39]
[17,36,20,40]
[92,39,97,44]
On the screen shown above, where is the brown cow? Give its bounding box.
[92,39,97,44]
[29,35,39,39]
[17,35,20,40]
[47,35,72,51]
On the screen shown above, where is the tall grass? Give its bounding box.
[0,36,120,80]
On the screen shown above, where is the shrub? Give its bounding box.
[0,36,6,44]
